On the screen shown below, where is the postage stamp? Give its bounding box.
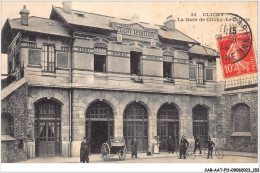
[217,32,257,78]
[217,13,258,78]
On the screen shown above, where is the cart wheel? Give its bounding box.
[101,143,109,161]
[118,146,126,160]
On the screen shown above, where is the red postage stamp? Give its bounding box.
[217,32,257,78]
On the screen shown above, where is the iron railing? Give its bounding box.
[224,76,258,91]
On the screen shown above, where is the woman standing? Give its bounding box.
[153,136,161,154]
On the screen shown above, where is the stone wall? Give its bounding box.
[1,141,27,163]
[215,89,258,153]
[1,84,27,163]
[71,88,216,156]
[4,84,256,161]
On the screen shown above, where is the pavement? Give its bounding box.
[17,151,258,163]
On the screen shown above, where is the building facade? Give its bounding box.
[1,3,257,162]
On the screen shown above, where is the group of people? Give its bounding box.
[175,135,216,159]
[151,135,215,160]
[79,135,216,163]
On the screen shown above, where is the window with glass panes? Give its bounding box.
[42,45,55,72]
[197,63,204,84]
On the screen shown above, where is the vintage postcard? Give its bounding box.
[1,1,258,172]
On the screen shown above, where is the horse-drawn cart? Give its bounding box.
[101,137,126,161]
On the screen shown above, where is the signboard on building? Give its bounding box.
[110,22,157,39]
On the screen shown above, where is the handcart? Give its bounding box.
[101,137,126,161]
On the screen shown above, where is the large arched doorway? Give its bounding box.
[123,102,148,153]
[192,105,209,147]
[157,103,179,151]
[35,98,61,157]
[86,101,114,153]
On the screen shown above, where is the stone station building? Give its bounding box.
[1,2,257,162]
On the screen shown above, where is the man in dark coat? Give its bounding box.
[131,137,138,158]
[80,137,89,163]
[207,136,215,159]
[193,135,202,154]
[167,136,174,153]
[178,135,189,159]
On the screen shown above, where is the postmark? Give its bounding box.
[217,13,257,78]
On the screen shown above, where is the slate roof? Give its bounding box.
[52,6,160,31]
[159,28,199,44]
[189,44,219,57]
[7,16,71,37]
[52,6,113,30]
[51,6,199,44]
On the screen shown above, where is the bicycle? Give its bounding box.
[175,148,196,159]
[202,147,224,159]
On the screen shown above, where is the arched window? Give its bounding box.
[86,101,113,120]
[232,103,250,132]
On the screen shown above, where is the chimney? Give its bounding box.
[20,5,30,26]
[164,15,176,31]
[62,1,72,14]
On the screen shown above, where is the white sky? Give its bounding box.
[1,1,258,81]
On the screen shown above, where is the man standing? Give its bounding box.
[178,135,189,159]
[207,136,215,159]
[193,135,202,154]
[131,137,138,158]
[80,137,89,163]
[167,136,174,153]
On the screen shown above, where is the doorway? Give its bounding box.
[157,103,179,151]
[86,101,114,153]
[90,121,108,153]
[192,105,209,148]
[123,102,148,153]
[35,99,61,157]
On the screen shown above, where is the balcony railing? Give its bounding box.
[20,41,37,49]
[224,76,258,91]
